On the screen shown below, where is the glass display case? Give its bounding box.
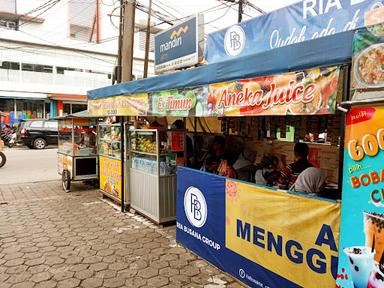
[57,115,98,192]
[58,118,97,156]
[98,124,122,159]
[127,128,179,224]
[128,129,176,176]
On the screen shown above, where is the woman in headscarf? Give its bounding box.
[233,149,257,182]
[291,167,327,196]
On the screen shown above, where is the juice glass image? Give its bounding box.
[364,212,384,262]
[367,266,384,288]
[344,246,375,288]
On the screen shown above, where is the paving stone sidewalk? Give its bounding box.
[0,181,244,288]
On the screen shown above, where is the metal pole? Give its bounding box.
[337,64,351,196]
[117,0,124,83]
[120,116,125,212]
[96,0,101,43]
[238,0,243,23]
[143,0,152,78]
[121,0,136,81]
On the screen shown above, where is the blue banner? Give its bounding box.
[205,0,384,63]
[176,167,342,287]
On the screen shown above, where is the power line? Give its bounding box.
[18,0,62,28]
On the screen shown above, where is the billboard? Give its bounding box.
[154,15,204,74]
[205,0,384,63]
[177,167,341,288]
[337,106,384,288]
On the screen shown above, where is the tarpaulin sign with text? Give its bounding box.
[99,156,122,200]
[337,106,384,288]
[88,94,148,116]
[150,86,208,117]
[205,0,384,63]
[176,167,341,288]
[207,66,340,117]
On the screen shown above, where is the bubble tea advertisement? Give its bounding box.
[337,106,384,288]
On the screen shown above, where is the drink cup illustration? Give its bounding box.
[344,246,375,288]
[367,266,384,288]
[364,212,384,263]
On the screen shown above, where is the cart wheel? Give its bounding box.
[62,169,71,192]
[0,152,6,168]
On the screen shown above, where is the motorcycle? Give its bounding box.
[1,126,16,148]
[0,139,6,168]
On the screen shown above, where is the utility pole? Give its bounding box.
[96,0,100,43]
[117,0,124,83]
[143,0,152,78]
[121,0,136,82]
[238,0,243,23]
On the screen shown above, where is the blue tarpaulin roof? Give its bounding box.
[87,30,354,100]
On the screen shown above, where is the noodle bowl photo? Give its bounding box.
[354,43,384,88]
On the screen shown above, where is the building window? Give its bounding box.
[0,0,16,14]
[16,99,44,120]
[56,67,83,74]
[1,61,19,70]
[0,19,17,30]
[69,0,97,42]
[138,30,155,52]
[71,104,87,114]
[22,63,53,73]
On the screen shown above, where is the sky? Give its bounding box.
[139,0,302,34]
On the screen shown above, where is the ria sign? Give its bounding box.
[154,14,204,74]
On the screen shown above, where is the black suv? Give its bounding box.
[19,119,58,149]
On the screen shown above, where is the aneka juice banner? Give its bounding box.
[207,66,340,117]
[337,106,384,288]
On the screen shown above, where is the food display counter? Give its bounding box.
[57,112,98,192]
[127,128,177,224]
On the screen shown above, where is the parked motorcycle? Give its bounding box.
[0,140,6,168]
[1,125,16,148]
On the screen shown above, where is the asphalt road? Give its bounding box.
[0,146,60,184]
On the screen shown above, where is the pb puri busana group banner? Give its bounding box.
[88,66,341,117]
[205,0,384,63]
[177,167,341,288]
[336,106,384,288]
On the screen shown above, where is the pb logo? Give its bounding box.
[230,31,241,51]
[224,25,246,57]
[184,186,207,228]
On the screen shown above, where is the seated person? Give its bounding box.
[217,159,236,179]
[290,167,326,196]
[233,149,257,182]
[200,155,220,174]
[279,142,313,190]
[255,155,279,186]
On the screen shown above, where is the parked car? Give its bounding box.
[19,119,58,149]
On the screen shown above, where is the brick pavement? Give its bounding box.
[0,181,245,288]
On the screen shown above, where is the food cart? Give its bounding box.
[57,111,98,192]
[86,7,383,288]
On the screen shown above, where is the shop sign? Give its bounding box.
[99,156,122,200]
[336,106,384,288]
[154,15,204,74]
[207,66,340,116]
[205,0,384,63]
[177,167,341,288]
[88,94,148,116]
[350,24,384,102]
[150,86,208,117]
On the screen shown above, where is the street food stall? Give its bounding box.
[57,111,98,192]
[86,5,384,288]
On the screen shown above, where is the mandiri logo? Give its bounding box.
[184,186,207,228]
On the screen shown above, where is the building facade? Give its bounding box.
[0,0,155,124]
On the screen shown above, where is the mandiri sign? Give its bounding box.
[154,14,204,74]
